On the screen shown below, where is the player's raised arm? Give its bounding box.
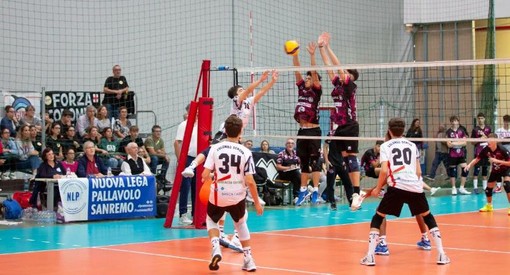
[318,32,335,81]
[292,51,303,83]
[307,42,320,87]
[237,70,269,104]
[252,70,278,104]
[324,34,348,82]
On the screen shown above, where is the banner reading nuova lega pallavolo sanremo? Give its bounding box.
[58,176,156,222]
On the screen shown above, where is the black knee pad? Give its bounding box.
[504,181,510,193]
[423,213,438,229]
[370,213,384,229]
[346,155,360,173]
[481,166,489,177]
[461,168,469,178]
[310,155,321,172]
[473,166,480,177]
[485,187,493,197]
[448,166,457,178]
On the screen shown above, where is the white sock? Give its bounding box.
[367,231,379,256]
[243,246,252,257]
[429,227,444,254]
[497,182,502,188]
[378,235,387,246]
[422,232,429,241]
[473,179,478,189]
[313,186,319,192]
[482,180,488,190]
[300,186,308,192]
[211,237,220,249]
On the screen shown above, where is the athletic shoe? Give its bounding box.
[473,188,479,194]
[437,253,451,265]
[295,190,308,206]
[360,254,375,266]
[417,238,432,250]
[1,173,9,181]
[351,191,366,211]
[181,167,195,178]
[451,188,457,195]
[179,214,192,225]
[311,191,318,204]
[246,193,266,206]
[8,172,16,180]
[458,187,471,195]
[494,186,502,193]
[231,234,243,250]
[375,243,390,255]
[242,256,257,272]
[209,246,222,270]
[430,187,441,196]
[330,203,337,211]
[479,203,493,212]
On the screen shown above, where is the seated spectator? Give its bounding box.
[29,125,42,155]
[61,147,78,175]
[243,139,254,150]
[13,125,42,177]
[19,105,43,132]
[0,138,14,181]
[138,146,151,165]
[119,125,144,154]
[145,125,170,183]
[61,125,82,153]
[45,123,64,160]
[95,105,111,133]
[361,140,383,179]
[83,126,103,148]
[1,105,19,138]
[76,141,107,178]
[113,106,132,139]
[29,148,65,209]
[260,140,275,154]
[1,128,17,179]
[275,138,301,200]
[76,105,99,138]
[98,127,123,169]
[44,111,53,133]
[55,109,74,137]
[120,142,152,176]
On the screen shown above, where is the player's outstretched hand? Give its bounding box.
[307,42,317,55]
[260,70,270,82]
[270,69,279,82]
[318,32,330,47]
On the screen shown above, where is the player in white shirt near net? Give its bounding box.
[360,117,450,266]
[202,115,264,271]
[493,114,510,193]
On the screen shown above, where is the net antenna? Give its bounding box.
[249,10,257,136]
[164,60,213,229]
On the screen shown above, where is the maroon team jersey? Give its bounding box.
[294,79,322,124]
[361,148,378,171]
[330,75,357,125]
[471,125,492,156]
[477,145,510,172]
[446,127,468,158]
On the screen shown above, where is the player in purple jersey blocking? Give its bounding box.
[318,32,362,209]
[290,41,323,206]
[465,133,510,215]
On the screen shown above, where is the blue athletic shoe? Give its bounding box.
[295,190,308,206]
[375,243,390,255]
[417,238,432,250]
[311,191,318,204]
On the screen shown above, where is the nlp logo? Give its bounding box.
[60,179,87,215]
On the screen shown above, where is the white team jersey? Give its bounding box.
[380,137,423,193]
[495,127,510,139]
[230,96,254,129]
[204,140,255,207]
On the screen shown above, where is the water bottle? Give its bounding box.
[23,175,29,191]
[107,167,112,177]
[217,65,229,71]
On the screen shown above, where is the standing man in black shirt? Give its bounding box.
[103,64,129,119]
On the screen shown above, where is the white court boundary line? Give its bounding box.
[94,246,332,275]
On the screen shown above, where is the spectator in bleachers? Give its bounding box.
[145,125,170,183]
[0,132,15,181]
[45,123,64,161]
[119,125,144,154]
[30,148,65,209]
[1,105,19,138]
[114,106,132,139]
[61,147,78,175]
[19,105,42,132]
[29,125,42,155]
[243,139,254,150]
[120,142,152,176]
[76,105,99,138]
[55,109,74,138]
[138,146,151,166]
[13,125,42,178]
[95,105,111,133]
[103,64,129,119]
[61,125,82,153]
[76,141,107,178]
[44,111,53,133]
[98,127,123,169]
[83,126,103,148]
[275,138,302,200]
[260,140,275,154]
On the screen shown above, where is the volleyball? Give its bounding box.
[284,40,300,55]
[199,178,212,206]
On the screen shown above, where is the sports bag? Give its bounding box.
[2,198,23,220]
